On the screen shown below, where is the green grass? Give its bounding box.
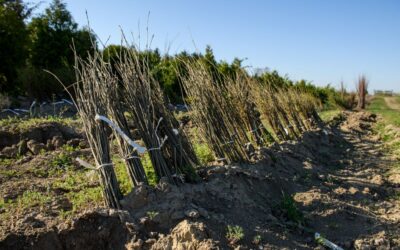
[142,153,158,186]
[52,169,92,191]
[0,116,80,131]
[367,96,400,180]
[4,190,53,211]
[66,186,103,212]
[112,153,158,189]
[0,169,21,178]
[194,143,215,165]
[0,158,15,166]
[367,96,400,126]
[319,109,342,122]
[113,157,133,195]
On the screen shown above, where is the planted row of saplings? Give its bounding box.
[179,60,323,164]
[70,48,322,208]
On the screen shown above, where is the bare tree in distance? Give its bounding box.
[356,75,369,109]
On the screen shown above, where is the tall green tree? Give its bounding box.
[0,0,32,94]
[20,0,95,99]
[28,0,77,68]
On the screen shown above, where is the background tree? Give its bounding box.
[0,0,32,94]
[18,0,95,100]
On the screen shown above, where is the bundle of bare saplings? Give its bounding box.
[179,59,322,164]
[69,45,322,208]
[71,46,199,208]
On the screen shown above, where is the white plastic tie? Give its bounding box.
[95,114,146,154]
[1,109,20,115]
[76,157,113,170]
[30,101,37,110]
[14,109,29,113]
[61,99,73,105]
[284,128,289,135]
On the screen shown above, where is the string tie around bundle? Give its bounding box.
[123,151,141,161]
[222,133,237,146]
[76,157,113,170]
[148,135,168,151]
[249,123,264,133]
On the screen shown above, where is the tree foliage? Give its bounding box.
[0,0,350,108]
[0,0,32,93]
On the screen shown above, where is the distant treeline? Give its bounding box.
[0,0,353,109]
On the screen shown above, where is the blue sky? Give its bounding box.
[32,0,400,92]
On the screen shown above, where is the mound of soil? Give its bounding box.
[1,111,399,249]
[0,122,84,157]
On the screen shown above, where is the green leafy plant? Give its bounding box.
[51,152,72,168]
[146,210,159,220]
[226,225,244,245]
[252,234,262,245]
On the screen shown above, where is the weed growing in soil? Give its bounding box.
[0,158,14,166]
[16,190,52,210]
[66,187,103,212]
[142,153,158,186]
[194,143,215,165]
[0,198,5,210]
[146,210,159,220]
[0,116,79,131]
[280,193,303,223]
[113,157,133,195]
[0,169,20,178]
[226,225,244,244]
[51,152,72,168]
[252,234,262,245]
[52,170,90,191]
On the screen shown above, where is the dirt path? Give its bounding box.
[0,111,399,249]
[384,96,400,110]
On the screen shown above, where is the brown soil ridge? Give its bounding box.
[0,111,399,249]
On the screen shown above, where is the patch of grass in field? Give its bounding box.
[0,169,21,178]
[113,157,133,195]
[142,153,158,186]
[319,109,342,122]
[52,168,94,191]
[368,96,400,180]
[367,96,400,126]
[66,186,103,212]
[194,143,215,165]
[18,190,52,208]
[0,158,15,166]
[0,116,80,131]
[0,190,53,213]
